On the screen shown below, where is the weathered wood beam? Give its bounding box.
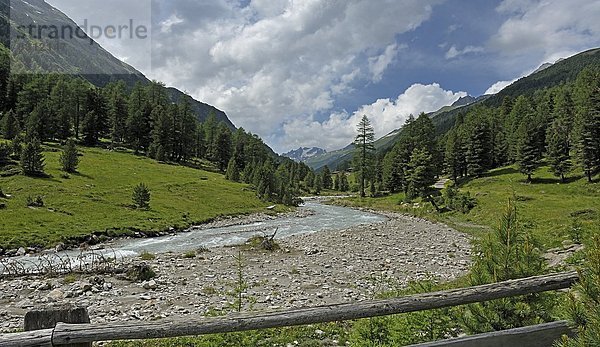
[409,320,575,347]
[48,271,578,345]
[0,329,53,347]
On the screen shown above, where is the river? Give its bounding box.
[1,200,387,273]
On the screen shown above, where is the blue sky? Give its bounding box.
[48,0,600,153]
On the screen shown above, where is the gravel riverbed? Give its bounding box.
[0,212,471,332]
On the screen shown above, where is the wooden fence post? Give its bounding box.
[24,306,91,347]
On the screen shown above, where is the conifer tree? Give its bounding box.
[20,137,45,176]
[1,109,19,140]
[406,147,435,199]
[444,129,465,182]
[465,117,491,178]
[321,165,333,190]
[226,157,240,182]
[333,173,340,191]
[382,147,405,193]
[81,111,99,146]
[214,123,232,172]
[353,115,375,198]
[340,173,350,192]
[516,117,541,182]
[546,118,571,182]
[573,68,600,182]
[59,139,80,173]
[132,183,151,209]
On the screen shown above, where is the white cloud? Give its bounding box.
[281,83,466,151]
[445,45,484,59]
[368,43,403,83]
[160,14,184,33]
[491,0,600,61]
[145,0,444,151]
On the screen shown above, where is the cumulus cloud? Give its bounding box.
[281,83,466,151]
[145,0,444,151]
[490,0,600,61]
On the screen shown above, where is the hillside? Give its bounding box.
[0,0,235,128]
[0,145,272,249]
[306,47,600,170]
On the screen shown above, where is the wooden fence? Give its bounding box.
[0,271,579,347]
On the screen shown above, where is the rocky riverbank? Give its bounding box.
[0,212,471,333]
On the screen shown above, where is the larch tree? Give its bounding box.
[353,115,376,198]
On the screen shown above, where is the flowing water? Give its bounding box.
[1,200,387,273]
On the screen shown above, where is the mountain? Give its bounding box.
[0,0,235,128]
[305,47,600,170]
[283,147,327,162]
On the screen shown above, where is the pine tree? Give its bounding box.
[20,137,45,176]
[59,139,80,173]
[353,115,376,198]
[573,68,600,182]
[132,183,151,209]
[340,172,350,192]
[149,105,172,160]
[465,114,492,178]
[1,110,19,140]
[214,123,232,172]
[516,117,541,182]
[333,173,340,191]
[106,81,128,146]
[382,147,405,193]
[304,171,315,189]
[321,165,333,190]
[406,147,435,199]
[226,157,240,182]
[546,118,571,182]
[81,111,99,146]
[460,199,551,334]
[444,129,464,182]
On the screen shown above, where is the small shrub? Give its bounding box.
[569,219,584,244]
[63,274,78,284]
[127,263,156,282]
[139,250,156,260]
[183,250,196,259]
[442,185,477,213]
[203,286,217,295]
[132,183,151,209]
[26,195,44,207]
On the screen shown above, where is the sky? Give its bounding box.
[46,0,600,153]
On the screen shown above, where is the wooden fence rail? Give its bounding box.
[0,271,578,347]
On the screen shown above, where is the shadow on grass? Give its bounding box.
[530,175,584,185]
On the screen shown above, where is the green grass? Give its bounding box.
[0,145,278,249]
[335,165,600,249]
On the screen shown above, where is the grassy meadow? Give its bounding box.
[335,165,600,249]
[0,145,275,249]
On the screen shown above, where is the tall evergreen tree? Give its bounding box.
[516,117,541,182]
[1,110,19,140]
[465,116,492,178]
[81,110,99,146]
[573,68,600,182]
[353,115,375,198]
[406,147,435,199]
[546,118,572,182]
[382,147,405,193]
[321,165,333,190]
[213,123,232,172]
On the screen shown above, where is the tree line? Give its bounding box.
[0,46,312,206]
[443,67,600,183]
